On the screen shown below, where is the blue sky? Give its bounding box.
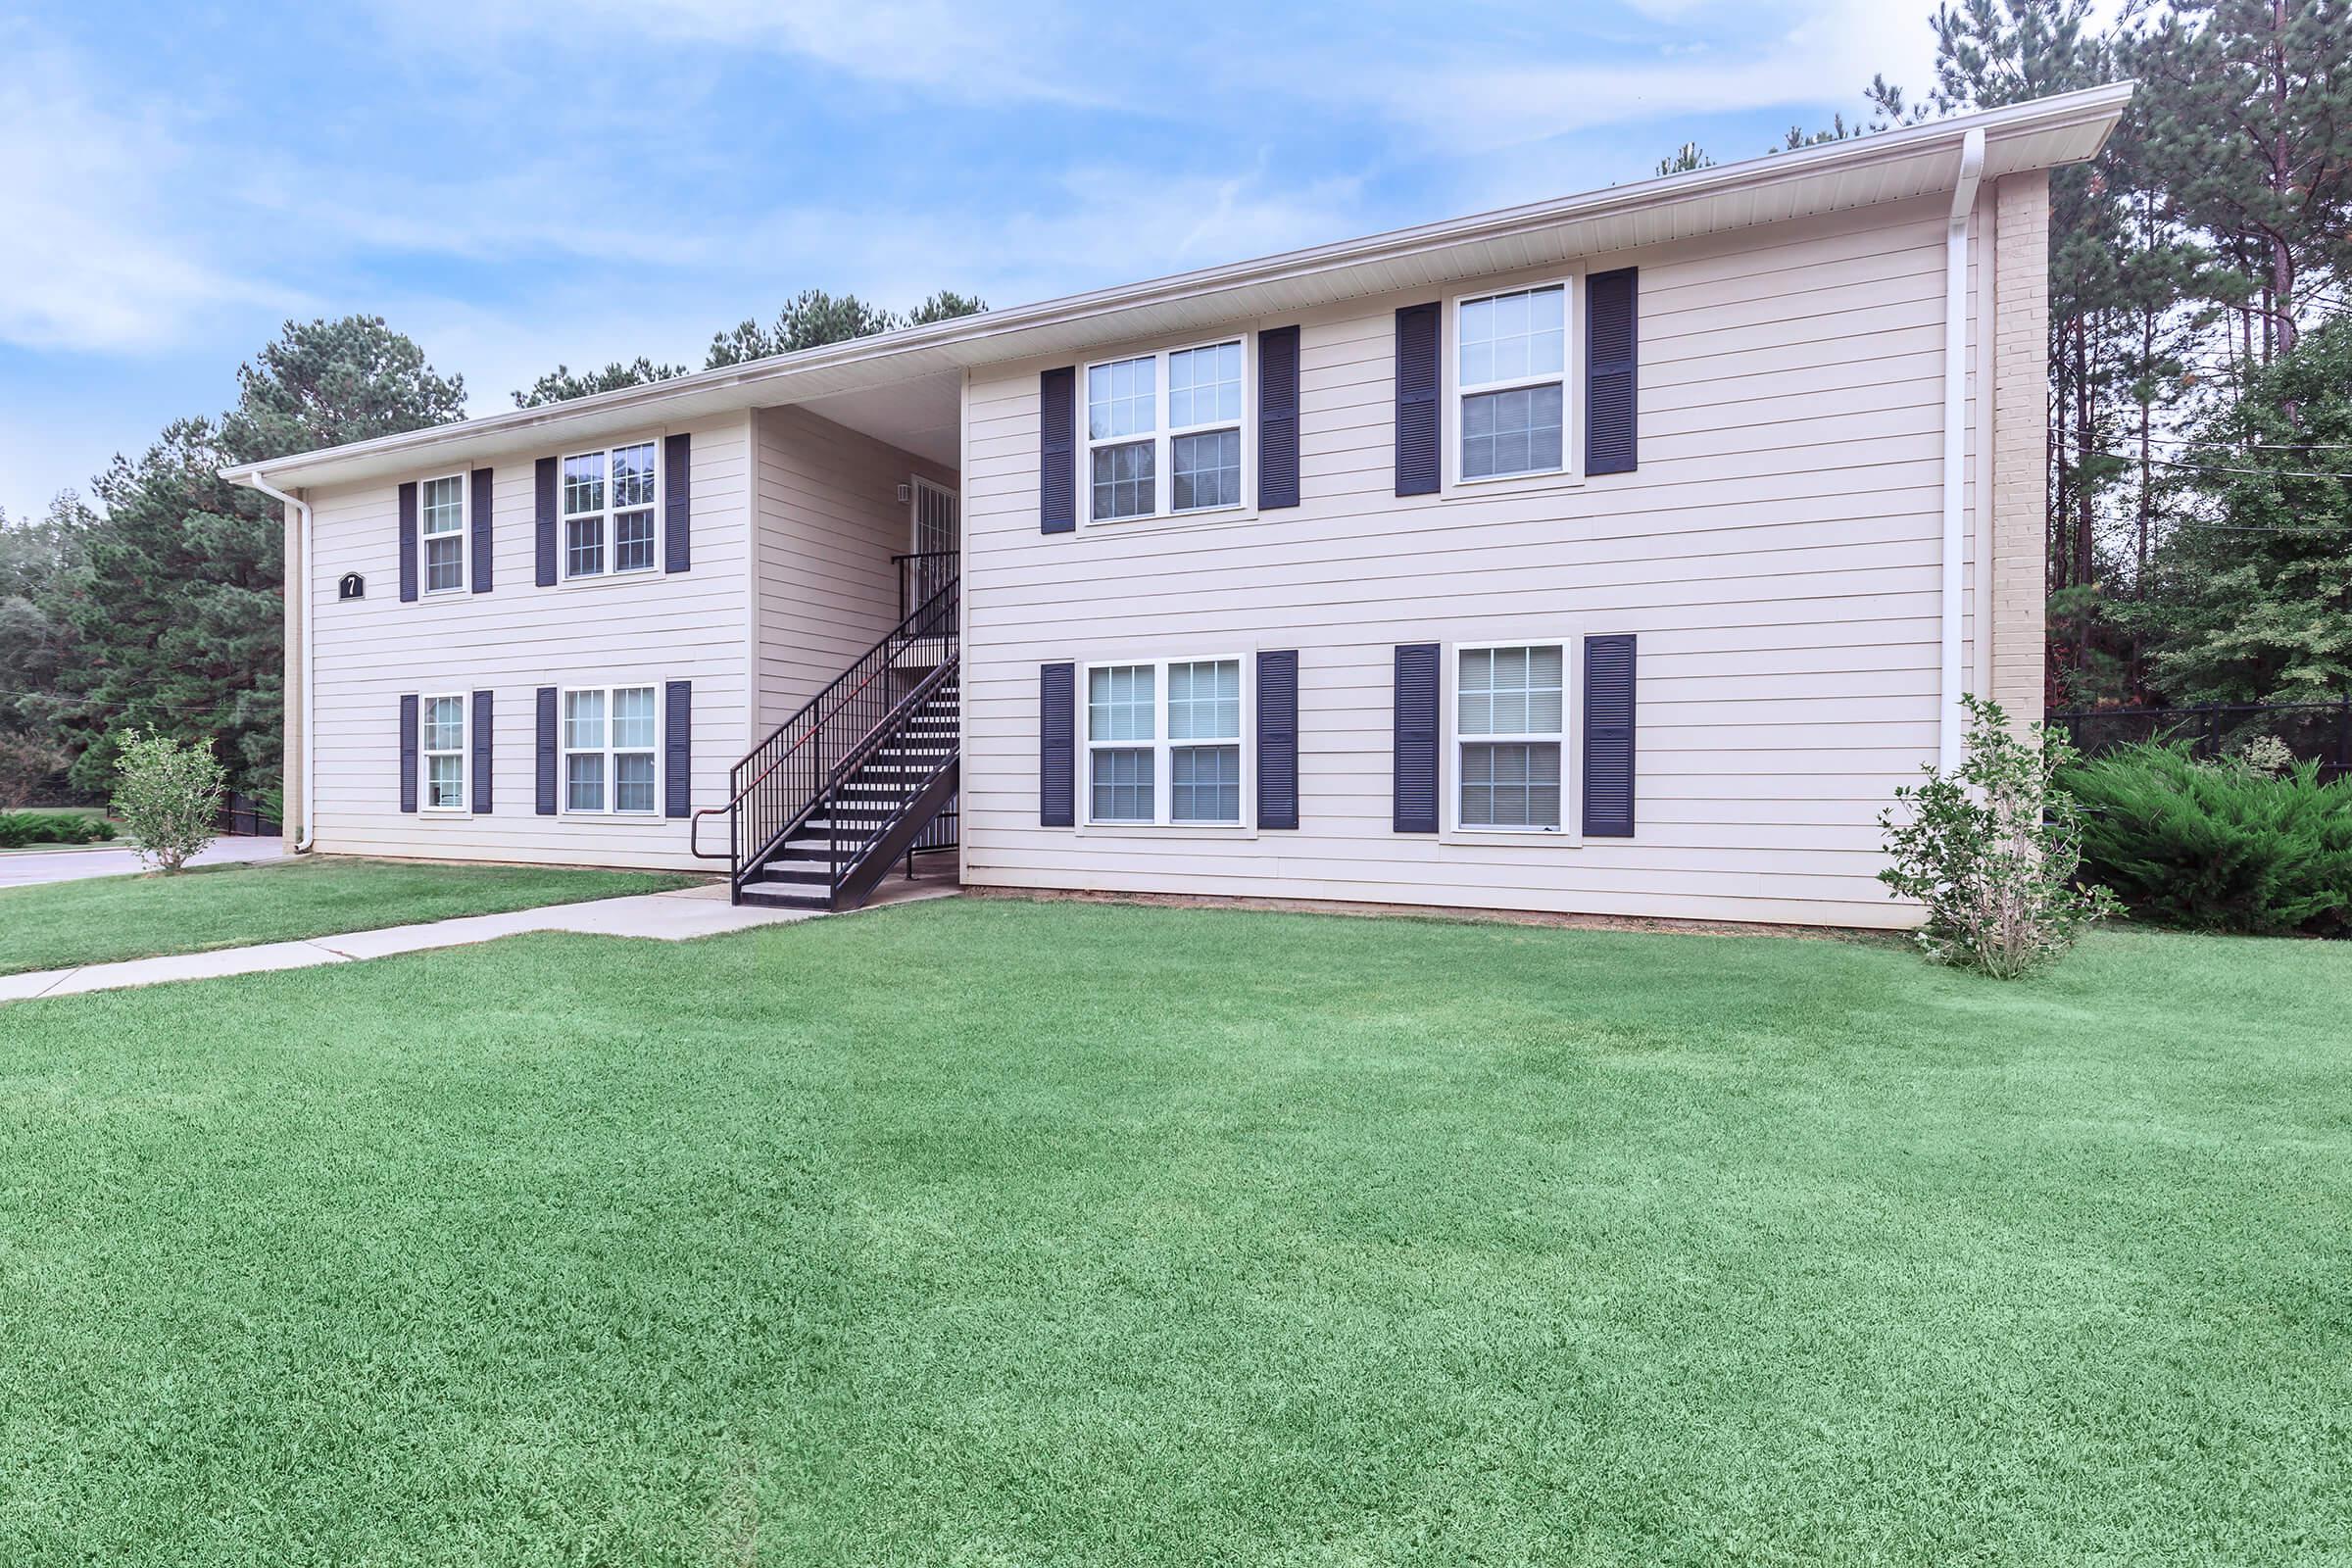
[0,0,1955,517]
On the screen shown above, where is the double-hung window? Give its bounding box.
[562,684,659,813]
[420,694,466,810]
[1456,283,1568,481]
[1456,643,1565,831]
[1085,657,1246,825]
[1084,339,1247,523]
[420,475,466,593]
[562,442,659,579]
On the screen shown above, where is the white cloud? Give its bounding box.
[0,25,300,352]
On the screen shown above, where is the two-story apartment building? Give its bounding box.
[225,84,2129,929]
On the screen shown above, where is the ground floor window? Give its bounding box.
[563,684,659,813]
[1085,656,1246,826]
[1456,643,1565,831]
[421,693,466,810]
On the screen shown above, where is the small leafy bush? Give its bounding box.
[0,810,117,848]
[2062,741,2352,938]
[109,729,226,874]
[1879,695,2122,978]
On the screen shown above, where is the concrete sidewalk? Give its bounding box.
[0,877,956,1004]
[0,838,286,888]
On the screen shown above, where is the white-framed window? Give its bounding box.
[1084,656,1248,826]
[562,441,660,579]
[1453,642,1566,832]
[562,683,660,814]
[1082,338,1250,525]
[420,474,466,593]
[420,693,467,811]
[1451,281,1571,484]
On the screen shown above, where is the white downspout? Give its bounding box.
[1940,127,1985,774]
[247,470,317,852]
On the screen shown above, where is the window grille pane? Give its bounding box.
[566,515,604,576]
[1169,342,1242,428]
[565,752,604,811]
[1088,665,1153,742]
[1171,744,1240,822]
[563,452,605,515]
[425,535,464,592]
[1171,428,1240,513]
[614,752,657,813]
[1087,356,1155,440]
[1090,440,1154,520]
[1458,645,1564,737]
[1459,741,1560,828]
[1460,383,1563,478]
[564,690,605,750]
[427,754,464,808]
[611,687,657,750]
[1167,659,1240,740]
[1459,284,1565,388]
[615,510,656,571]
[423,697,465,751]
[1090,746,1153,821]
[420,475,465,536]
[611,443,656,508]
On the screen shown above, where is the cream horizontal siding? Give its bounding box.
[303,413,753,871]
[960,197,1998,927]
[753,406,953,732]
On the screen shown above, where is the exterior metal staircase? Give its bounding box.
[692,556,958,909]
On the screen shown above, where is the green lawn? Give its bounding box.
[0,856,702,974]
[0,899,2343,1565]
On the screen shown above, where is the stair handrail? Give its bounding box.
[689,569,959,887]
[826,654,961,894]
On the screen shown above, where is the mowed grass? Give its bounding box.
[0,855,702,974]
[0,898,2344,1565]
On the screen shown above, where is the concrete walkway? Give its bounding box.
[0,837,285,888]
[0,876,957,1004]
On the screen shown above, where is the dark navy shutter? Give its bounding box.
[1586,268,1639,476]
[1256,649,1298,829]
[663,433,692,572]
[1040,662,1075,826]
[534,458,559,586]
[1394,304,1441,496]
[535,686,558,815]
[469,468,494,593]
[1392,643,1439,832]
[397,481,418,602]
[470,690,494,813]
[663,679,691,817]
[398,694,418,812]
[1039,368,1076,533]
[1257,326,1300,510]
[1582,635,1637,836]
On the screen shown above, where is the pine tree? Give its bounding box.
[514,357,691,409]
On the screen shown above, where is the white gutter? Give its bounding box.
[246,471,316,853]
[1940,127,1984,774]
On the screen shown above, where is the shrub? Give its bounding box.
[1879,695,2122,978]
[109,729,226,874]
[2061,741,2352,938]
[0,810,117,848]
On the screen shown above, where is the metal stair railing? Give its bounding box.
[691,572,958,900]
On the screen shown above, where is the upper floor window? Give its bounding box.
[420,475,466,593]
[1085,656,1245,826]
[1456,643,1565,831]
[421,693,467,810]
[562,442,659,579]
[1456,284,1567,481]
[1084,340,1248,525]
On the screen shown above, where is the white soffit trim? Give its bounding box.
[224,81,2130,493]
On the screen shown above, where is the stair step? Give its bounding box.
[741,881,830,909]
